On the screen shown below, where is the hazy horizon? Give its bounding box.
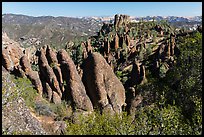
[2,2,202,18]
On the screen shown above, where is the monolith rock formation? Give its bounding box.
[82,52,126,114]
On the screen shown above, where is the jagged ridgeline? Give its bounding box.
[66,14,180,87]
[2,14,202,121]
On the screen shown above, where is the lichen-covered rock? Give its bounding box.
[82,52,126,114]
[57,49,93,112]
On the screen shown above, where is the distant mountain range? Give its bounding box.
[2,13,103,48]
[2,13,202,49]
[84,15,202,23]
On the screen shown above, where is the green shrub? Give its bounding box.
[2,75,38,109]
[13,77,38,109]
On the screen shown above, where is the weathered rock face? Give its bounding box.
[38,48,62,98]
[86,39,92,54]
[24,45,38,65]
[52,91,61,104]
[57,49,93,112]
[2,33,24,71]
[2,48,14,71]
[130,60,142,86]
[114,33,119,51]
[128,94,143,115]
[46,45,64,93]
[114,14,130,31]
[125,34,131,48]
[45,82,53,102]
[82,52,126,114]
[27,71,43,96]
[20,55,43,96]
[20,55,32,74]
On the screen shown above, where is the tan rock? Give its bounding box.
[46,82,53,102]
[83,52,126,114]
[57,49,93,112]
[27,71,43,96]
[114,33,119,51]
[2,33,24,71]
[52,91,61,104]
[38,49,62,98]
[46,45,64,93]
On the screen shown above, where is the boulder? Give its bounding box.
[82,52,126,114]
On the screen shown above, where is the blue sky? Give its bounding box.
[2,2,202,17]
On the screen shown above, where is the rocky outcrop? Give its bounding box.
[45,82,53,102]
[46,45,64,93]
[38,48,62,99]
[82,52,126,114]
[114,33,119,50]
[129,94,143,115]
[20,55,43,95]
[57,49,93,112]
[52,91,61,104]
[24,45,38,65]
[114,14,130,31]
[130,60,147,86]
[86,39,92,54]
[2,33,24,71]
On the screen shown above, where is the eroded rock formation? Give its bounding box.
[82,52,126,114]
[57,49,93,112]
[38,47,62,99]
[2,33,24,71]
